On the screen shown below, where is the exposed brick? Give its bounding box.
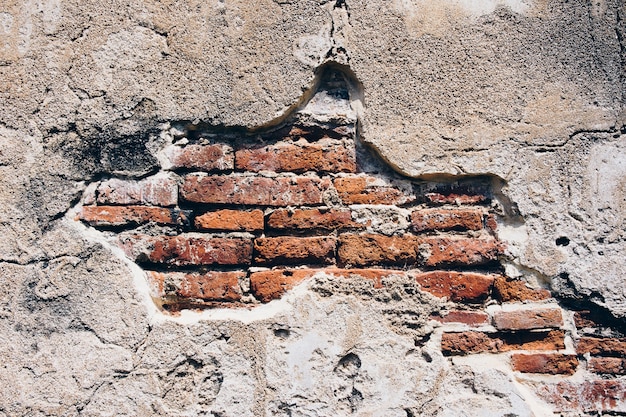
[537,381,626,413]
[420,236,504,266]
[78,205,189,227]
[577,337,626,357]
[410,208,484,232]
[493,307,563,330]
[511,353,578,375]
[194,209,264,232]
[254,236,336,265]
[148,271,243,301]
[337,234,420,267]
[333,175,416,205]
[413,271,495,302]
[485,214,498,232]
[163,143,234,172]
[95,174,178,206]
[493,276,551,302]
[249,269,313,302]
[267,208,362,231]
[181,174,329,206]
[573,310,599,329]
[432,310,489,326]
[235,138,356,173]
[425,192,486,205]
[121,235,252,266]
[442,330,566,356]
[588,357,626,375]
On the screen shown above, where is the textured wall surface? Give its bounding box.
[0,0,625,415]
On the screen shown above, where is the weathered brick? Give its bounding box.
[249,269,313,302]
[163,143,234,172]
[95,174,178,206]
[254,236,336,265]
[121,234,252,266]
[235,138,356,173]
[319,267,407,289]
[267,208,362,231]
[333,175,416,205]
[511,353,578,375]
[536,381,626,413]
[78,205,188,227]
[493,307,563,330]
[441,330,566,355]
[147,271,243,301]
[424,192,487,205]
[573,310,599,329]
[493,276,551,302]
[181,174,329,206]
[194,209,264,232]
[411,208,484,232]
[577,337,626,356]
[431,310,490,326]
[337,234,420,267]
[419,236,504,266]
[588,357,626,375]
[414,271,495,302]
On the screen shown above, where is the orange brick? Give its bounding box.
[267,208,362,231]
[194,209,264,232]
[420,236,504,266]
[333,175,415,205]
[249,269,314,302]
[148,271,243,301]
[337,234,420,267]
[493,307,563,330]
[432,310,490,326]
[493,276,551,302]
[441,330,566,356]
[411,208,484,232]
[163,143,234,172]
[511,353,578,375]
[181,174,329,206]
[577,337,626,356]
[78,205,188,227]
[413,271,495,302]
[254,236,336,265]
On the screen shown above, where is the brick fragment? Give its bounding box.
[267,208,362,231]
[163,143,234,172]
[420,236,504,266]
[249,269,313,302]
[588,357,626,375]
[425,192,486,205]
[235,138,356,173]
[147,271,243,301]
[573,310,598,329]
[78,205,189,227]
[181,174,329,206]
[577,337,626,356]
[493,307,563,330]
[413,271,495,302]
[337,234,420,267]
[493,276,551,302]
[441,330,566,355]
[511,353,578,375]
[333,175,416,205]
[441,331,498,355]
[254,236,336,265]
[95,174,178,206]
[431,310,490,326]
[194,209,264,232]
[410,208,484,232]
[536,381,626,413]
[121,235,252,266]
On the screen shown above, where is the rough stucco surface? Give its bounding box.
[0,0,624,415]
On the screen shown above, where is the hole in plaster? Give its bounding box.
[555,236,570,246]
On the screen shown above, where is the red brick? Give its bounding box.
[78,205,188,227]
[577,337,626,356]
[121,235,252,266]
[194,209,264,232]
[425,192,486,205]
[267,208,362,231]
[411,208,484,232]
[441,330,566,356]
[537,381,626,412]
[95,174,178,206]
[249,269,313,302]
[147,271,243,301]
[337,234,420,267]
[588,357,626,375]
[493,307,563,330]
[333,176,416,205]
[235,138,356,173]
[511,353,578,375]
[163,143,234,172]
[413,271,495,302]
[181,174,329,206]
[493,276,551,302]
[432,310,490,326]
[420,236,504,266]
[254,236,336,265]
